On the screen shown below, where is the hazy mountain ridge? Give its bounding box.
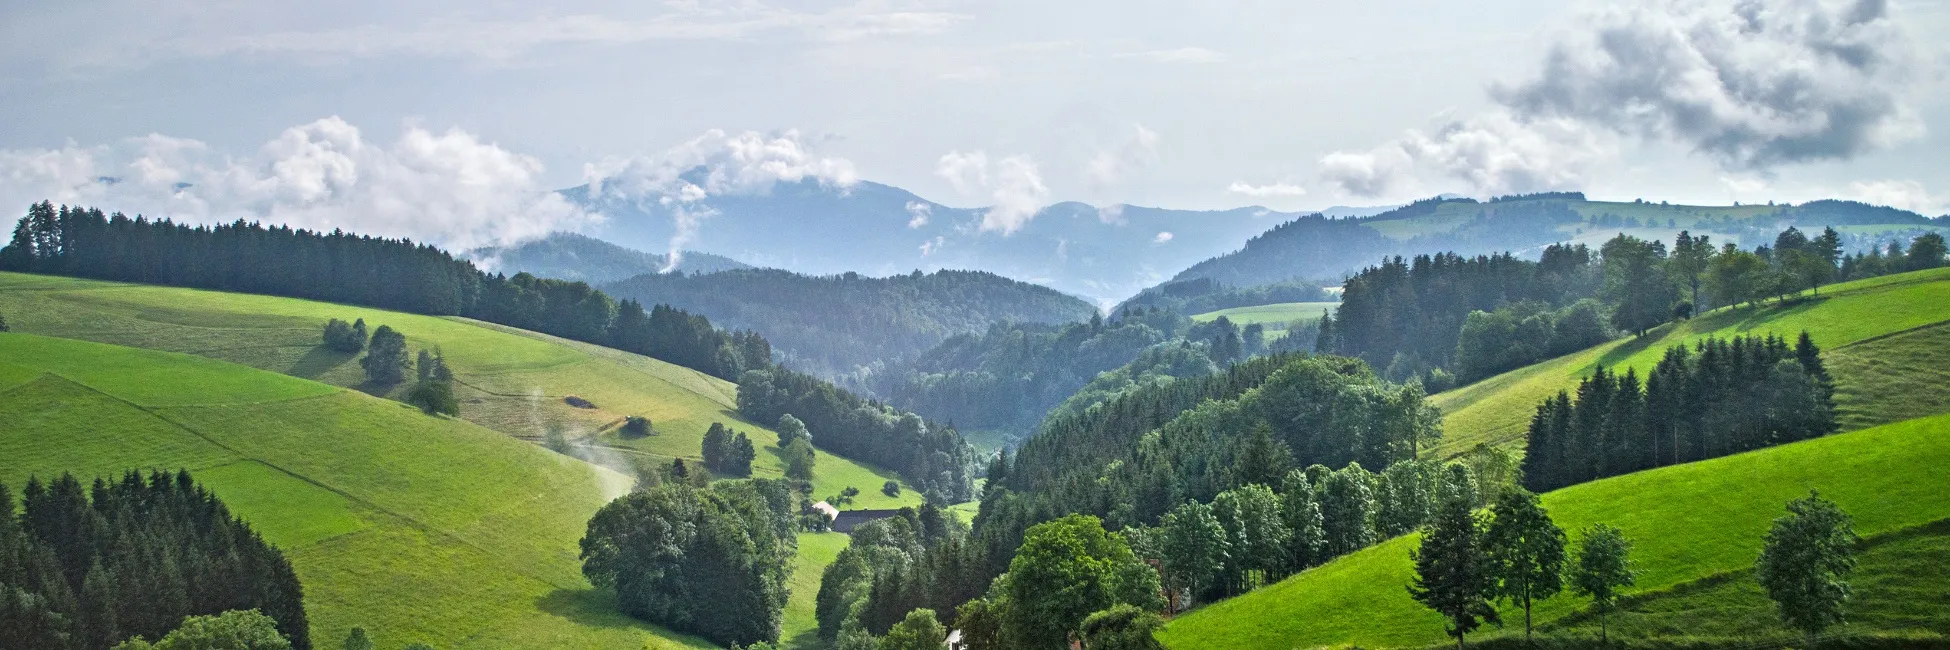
[469,232,751,284]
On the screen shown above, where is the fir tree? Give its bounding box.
[1408,491,1498,649]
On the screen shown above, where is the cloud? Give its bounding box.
[934,150,1049,235]
[1226,181,1308,198]
[1153,231,1174,243]
[1846,179,1939,213]
[0,117,597,251]
[1320,112,1611,198]
[1113,47,1226,64]
[920,235,945,255]
[1085,124,1160,187]
[583,129,859,270]
[1494,0,1922,169]
[150,3,969,65]
[1096,204,1126,225]
[905,201,931,228]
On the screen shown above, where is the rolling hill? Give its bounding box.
[1428,266,1950,459]
[1157,411,1950,649]
[0,332,711,649]
[0,271,921,512]
[1153,266,1950,649]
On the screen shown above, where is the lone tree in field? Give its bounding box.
[1484,487,1566,642]
[776,413,811,447]
[1569,523,1637,644]
[1756,491,1860,646]
[360,325,410,384]
[1409,489,1499,649]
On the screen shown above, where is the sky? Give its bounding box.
[2,0,1947,250]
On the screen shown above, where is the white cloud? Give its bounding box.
[0,117,597,251]
[934,150,1049,235]
[1846,179,1940,213]
[1096,204,1126,225]
[1153,231,1174,243]
[1085,123,1160,187]
[906,200,931,228]
[1114,47,1226,64]
[1495,0,1923,169]
[920,235,945,255]
[1226,181,1308,198]
[1319,112,1611,198]
[583,128,859,269]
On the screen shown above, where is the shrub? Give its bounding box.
[882,481,901,497]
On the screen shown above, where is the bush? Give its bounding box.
[359,325,409,384]
[405,379,459,416]
[321,318,367,353]
[882,481,901,497]
[621,416,653,437]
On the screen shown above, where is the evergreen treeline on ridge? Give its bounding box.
[603,267,1099,380]
[0,471,308,650]
[1522,332,1837,492]
[0,202,767,381]
[738,367,976,504]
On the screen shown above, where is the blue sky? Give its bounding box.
[2,0,1945,249]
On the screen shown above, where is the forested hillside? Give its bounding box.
[603,268,1098,379]
[471,232,750,283]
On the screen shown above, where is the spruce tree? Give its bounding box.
[1483,488,1565,641]
[1408,490,1498,649]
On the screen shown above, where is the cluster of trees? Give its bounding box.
[955,515,1165,650]
[1321,244,1602,383]
[0,471,308,650]
[1115,277,1335,317]
[578,479,796,648]
[874,308,1240,439]
[405,349,458,416]
[1406,486,1637,647]
[738,368,975,504]
[1452,300,1613,384]
[1,202,767,381]
[359,325,411,385]
[775,415,816,482]
[604,268,1097,380]
[1521,333,1836,492]
[323,320,457,415]
[701,423,759,476]
[814,505,985,648]
[320,318,368,353]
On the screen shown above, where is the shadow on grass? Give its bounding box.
[534,588,643,630]
[288,345,355,380]
[783,628,828,650]
[1591,297,1828,370]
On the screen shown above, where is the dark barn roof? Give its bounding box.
[832,509,902,534]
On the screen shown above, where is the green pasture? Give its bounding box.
[1158,411,1950,649]
[1191,302,1339,327]
[0,271,920,511]
[0,332,715,649]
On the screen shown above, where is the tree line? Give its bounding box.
[1521,332,1837,492]
[1321,226,1949,388]
[0,471,308,650]
[578,478,797,648]
[737,367,976,504]
[0,202,766,381]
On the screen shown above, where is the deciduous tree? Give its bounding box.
[1756,491,1859,646]
[1569,523,1636,644]
[1483,488,1565,641]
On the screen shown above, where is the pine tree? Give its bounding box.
[1408,491,1498,649]
[1483,488,1565,642]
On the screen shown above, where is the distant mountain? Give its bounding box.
[469,232,749,284]
[563,179,1305,307]
[1164,194,1945,292]
[602,268,1099,379]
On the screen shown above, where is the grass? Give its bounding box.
[1543,518,1950,644]
[1428,266,1950,460]
[1157,411,1950,649]
[0,332,716,649]
[0,271,921,511]
[784,532,852,643]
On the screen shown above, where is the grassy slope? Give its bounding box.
[1157,412,1950,649]
[0,333,714,649]
[1190,302,1338,327]
[1428,266,1950,460]
[1545,518,1950,644]
[0,271,919,511]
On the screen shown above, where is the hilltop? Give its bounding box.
[0,333,712,649]
[470,232,751,284]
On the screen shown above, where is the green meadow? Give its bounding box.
[1190,301,1338,327]
[1428,266,1950,459]
[1157,411,1950,649]
[0,271,920,511]
[0,333,714,649]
